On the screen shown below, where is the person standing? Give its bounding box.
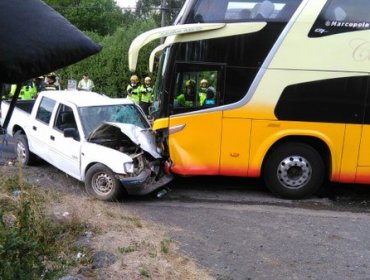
[199,79,209,106]
[44,74,58,91]
[140,76,153,116]
[126,74,142,104]
[9,80,37,100]
[35,76,46,92]
[77,73,95,91]
[176,79,197,107]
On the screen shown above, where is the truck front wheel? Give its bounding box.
[14,131,36,166]
[85,163,123,201]
[263,142,325,199]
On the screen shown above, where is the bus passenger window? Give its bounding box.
[172,68,220,111]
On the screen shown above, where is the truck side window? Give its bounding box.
[54,104,77,131]
[36,97,56,124]
[309,0,370,37]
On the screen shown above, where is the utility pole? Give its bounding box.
[161,0,166,27]
[160,0,166,43]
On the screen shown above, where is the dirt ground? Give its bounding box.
[1,161,214,280]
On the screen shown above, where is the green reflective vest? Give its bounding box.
[127,84,142,103]
[141,86,153,103]
[10,83,37,100]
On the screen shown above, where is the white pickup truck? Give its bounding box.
[0,91,172,200]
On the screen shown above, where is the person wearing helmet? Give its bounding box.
[176,79,197,107]
[140,76,153,116]
[199,79,208,105]
[45,74,58,90]
[126,74,142,103]
[204,86,216,106]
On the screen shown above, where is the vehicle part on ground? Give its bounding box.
[85,163,123,201]
[263,142,324,199]
[14,131,36,166]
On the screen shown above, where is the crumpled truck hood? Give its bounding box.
[88,122,161,159]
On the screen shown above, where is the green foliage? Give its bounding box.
[59,20,159,97]
[118,246,137,254]
[140,267,151,278]
[44,0,130,36]
[0,177,89,279]
[136,0,186,26]
[43,1,187,96]
[160,238,171,254]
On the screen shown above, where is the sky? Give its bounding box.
[115,0,137,9]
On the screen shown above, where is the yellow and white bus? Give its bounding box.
[129,0,370,198]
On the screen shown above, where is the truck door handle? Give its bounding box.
[50,135,55,141]
[32,126,37,131]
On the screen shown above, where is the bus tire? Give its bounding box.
[14,131,36,166]
[263,142,324,199]
[85,163,123,201]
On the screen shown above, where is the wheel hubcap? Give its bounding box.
[277,155,312,189]
[92,173,113,195]
[16,141,26,164]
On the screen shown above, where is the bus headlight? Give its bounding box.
[124,162,134,173]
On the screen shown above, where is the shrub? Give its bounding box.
[0,176,88,279]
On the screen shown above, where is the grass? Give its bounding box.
[0,164,215,280]
[160,238,172,254]
[118,246,137,254]
[0,172,92,279]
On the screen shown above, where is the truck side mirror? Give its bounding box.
[63,128,80,141]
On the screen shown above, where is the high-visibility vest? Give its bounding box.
[10,83,37,100]
[127,84,142,103]
[141,86,153,103]
[176,93,195,107]
[199,87,209,105]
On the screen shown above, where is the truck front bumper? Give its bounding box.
[116,169,173,195]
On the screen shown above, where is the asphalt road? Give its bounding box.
[0,134,15,164]
[124,177,370,280]
[2,136,370,279]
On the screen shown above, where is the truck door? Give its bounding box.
[28,96,56,162]
[49,103,81,180]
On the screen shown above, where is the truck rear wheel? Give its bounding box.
[85,163,123,201]
[14,131,36,166]
[263,142,324,199]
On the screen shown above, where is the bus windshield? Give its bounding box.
[187,0,298,23]
[150,48,169,119]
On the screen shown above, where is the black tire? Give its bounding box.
[14,131,36,166]
[263,142,325,199]
[85,163,123,201]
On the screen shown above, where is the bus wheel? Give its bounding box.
[263,142,324,199]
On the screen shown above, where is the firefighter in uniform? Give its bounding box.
[10,80,37,100]
[140,76,153,116]
[176,79,197,107]
[126,75,141,104]
[198,79,209,106]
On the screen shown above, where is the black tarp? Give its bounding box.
[0,0,102,134]
[0,0,102,84]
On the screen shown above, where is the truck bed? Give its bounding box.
[1,99,35,114]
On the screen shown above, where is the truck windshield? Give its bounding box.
[78,104,149,137]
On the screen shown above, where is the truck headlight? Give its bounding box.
[123,162,134,173]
